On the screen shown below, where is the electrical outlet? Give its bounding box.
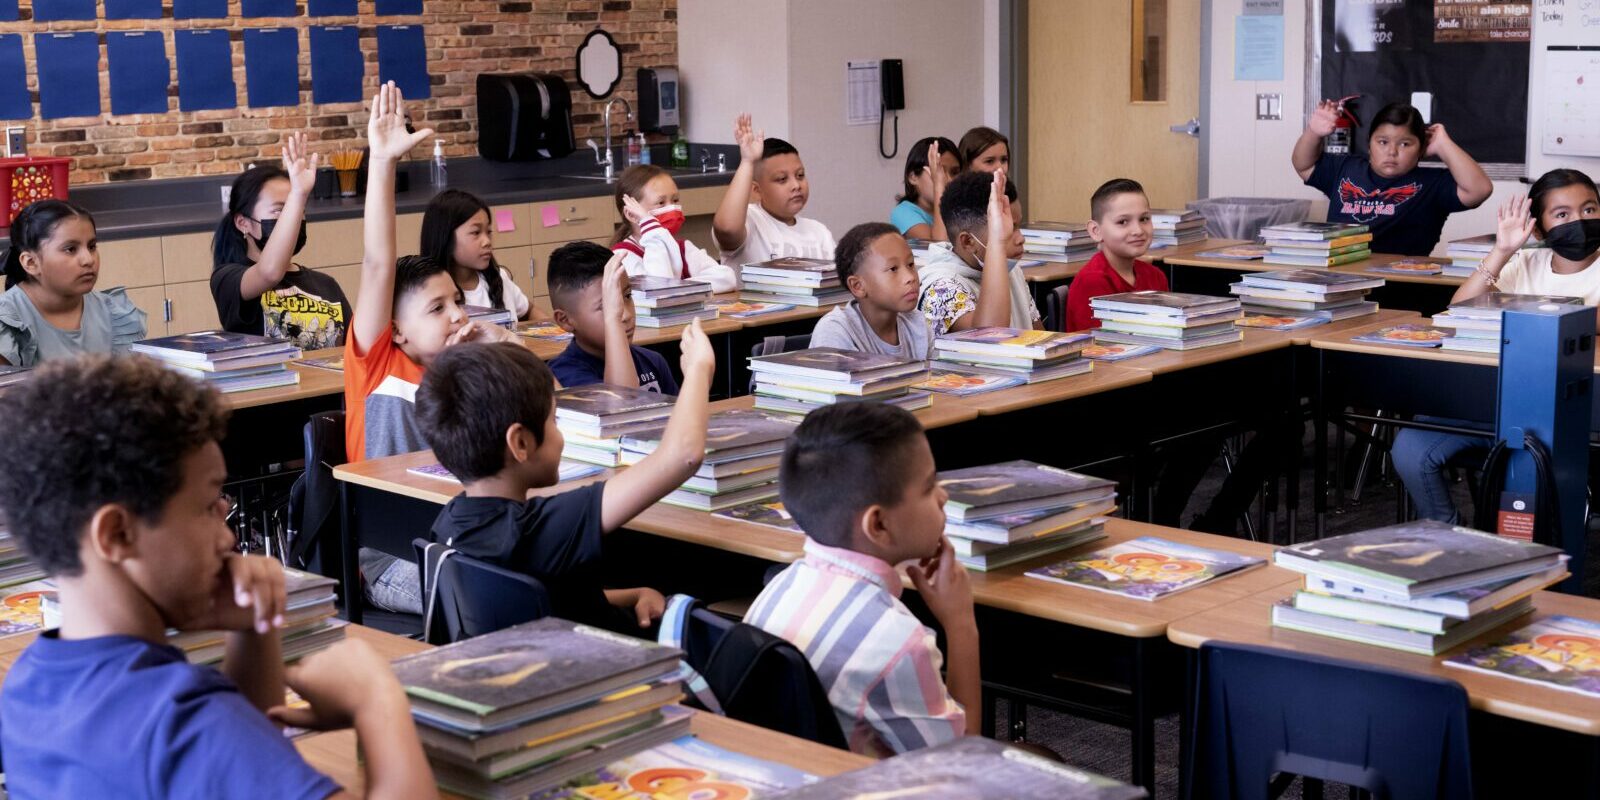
[1256,93,1282,121]
[4,127,25,158]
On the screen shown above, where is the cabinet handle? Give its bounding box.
[163,298,173,323]
[562,215,589,224]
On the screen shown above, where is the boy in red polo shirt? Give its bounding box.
[1064,179,1168,332]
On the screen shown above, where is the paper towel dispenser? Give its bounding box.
[476,73,576,162]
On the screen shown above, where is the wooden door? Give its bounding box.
[1027,0,1201,221]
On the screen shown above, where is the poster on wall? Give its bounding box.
[1433,1,1530,43]
[244,28,302,108]
[0,35,27,120]
[105,0,162,20]
[377,25,430,100]
[32,0,95,22]
[1542,47,1600,157]
[1333,0,1410,53]
[0,0,14,22]
[175,30,237,112]
[173,0,227,19]
[310,26,363,104]
[34,33,100,119]
[106,32,171,115]
[307,0,358,15]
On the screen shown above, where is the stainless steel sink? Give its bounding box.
[559,166,720,183]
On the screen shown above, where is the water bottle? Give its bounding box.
[430,139,448,187]
[671,131,690,169]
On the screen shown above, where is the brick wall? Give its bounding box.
[12,0,677,184]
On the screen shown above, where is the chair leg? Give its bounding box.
[1303,777,1326,800]
[1348,411,1386,504]
[1008,699,1028,742]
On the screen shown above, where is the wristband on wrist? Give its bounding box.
[1474,265,1498,286]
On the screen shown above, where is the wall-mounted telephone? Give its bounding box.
[879,58,904,159]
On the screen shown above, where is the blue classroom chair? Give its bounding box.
[414,539,552,644]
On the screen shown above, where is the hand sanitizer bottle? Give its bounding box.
[430,139,448,187]
[637,133,651,165]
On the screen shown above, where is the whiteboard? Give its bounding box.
[1526,1,1600,176]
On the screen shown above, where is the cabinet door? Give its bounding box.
[396,211,424,256]
[679,185,723,217]
[299,218,365,269]
[320,264,362,305]
[162,232,215,284]
[124,285,167,338]
[495,245,532,302]
[165,280,223,335]
[529,196,617,245]
[99,236,165,290]
[527,238,610,302]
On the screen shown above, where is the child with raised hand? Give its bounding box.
[1392,169,1600,525]
[211,132,351,350]
[611,164,739,292]
[891,137,959,241]
[1293,99,1492,255]
[712,113,836,266]
[957,126,1023,227]
[547,242,679,393]
[421,188,536,322]
[918,168,1041,334]
[416,321,717,633]
[344,81,517,463]
[0,199,146,366]
[811,222,933,360]
[0,354,434,800]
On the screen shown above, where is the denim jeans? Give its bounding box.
[1389,416,1493,525]
[359,547,423,614]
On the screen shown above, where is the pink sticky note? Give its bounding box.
[494,208,516,233]
[540,205,561,228]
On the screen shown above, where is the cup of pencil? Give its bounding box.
[332,150,362,197]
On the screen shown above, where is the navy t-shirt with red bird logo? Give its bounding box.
[1305,154,1467,256]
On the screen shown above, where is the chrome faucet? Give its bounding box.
[602,96,634,182]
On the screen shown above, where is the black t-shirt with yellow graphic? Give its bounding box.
[211,263,353,351]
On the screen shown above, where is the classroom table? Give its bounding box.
[294,625,874,795]
[1159,249,1463,315]
[1167,584,1600,795]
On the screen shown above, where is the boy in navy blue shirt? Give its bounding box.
[546,241,680,393]
[416,333,714,631]
[0,355,434,800]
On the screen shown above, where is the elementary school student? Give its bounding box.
[713,113,836,266]
[612,164,739,292]
[890,137,960,241]
[211,133,353,350]
[546,241,680,393]
[0,199,146,366]
[918,169,1041,334]
[416,332,714,632]
[344,82,517,463]
[1064,178,1169,332]
[1293,100,1492,255]
[958,126,1023,227]
[0,354,434,799]
[421,188,535,322]
[745,402,978,757]
[1392,169,1600,524]
[811,222,934,360]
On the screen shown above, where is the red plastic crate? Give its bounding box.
[0,157,72,232]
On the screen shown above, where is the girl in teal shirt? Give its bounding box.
[891,136,959,241]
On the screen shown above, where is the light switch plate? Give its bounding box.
[4,127,24,158]
[1256,93,1282,121]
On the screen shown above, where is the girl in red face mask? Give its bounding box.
[611,165,740,293]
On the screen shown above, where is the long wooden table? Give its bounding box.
[1159,249,1465,315]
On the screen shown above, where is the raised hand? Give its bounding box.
[601,252,630,322]
[621,194,650,237]
[985,168,1014,248]
[366,81,434,163]
[678,317,715,380]
[1494,195,1537,255]
[1307,99,1341,138]
[927,140,949,201]
[282,132,320,198]
[1425,123,1451,158]
[735,113,765,164]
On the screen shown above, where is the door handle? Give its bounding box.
[1169,118,1201,138]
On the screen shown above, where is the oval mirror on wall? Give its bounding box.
[576,28,622,99]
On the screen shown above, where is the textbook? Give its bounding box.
[933,327,1092,360]
[408,461,604,485]
[939,461,1117,522]
[418,681,685,764]
[1262,235,1374,253]
[748,348,927,384]
[296,354,346,371]
[1350,324,1449,348]
[712,499,804,532]
[1273,520,1565,598]
[634,307,719,328]
[951,520,1108,571]
[1434,293,1583,325]
[629,276,713,302]
[1234,313,1329,331]
[621,408,798,465]
[1445,615,1600,699]
[1019,220,1090,239]
[530,734,816,799]
[781,736,1143,800]
[1196,244,1270,260]
[933,357,1094,383]
[1088,291,1241,318]
[662,480,780,512]
[1081,343,1161,361]
[1097,320,1239,339]
[1093,328,1244,350]
[131,330,299,363]
[0,364,30,388]
[1272,595,1534,656]
[707,298,795,317]
[740,257,838,286]
[1027,536,1265,600]
[1229,285,1373,309]
[1238,269,1384,294]
[753,389,932,416]
[1302,562,1568,619]
[914,369,1027,395]
[1259,221,1370,240]
[555,385,675,428]
[515,322,573,341]
[393,618,684,732]
[945,496,1119,544]
[738,289,851,307]
[1242,301,1378,322]
[467,305,517,329]
[1260,249,1373,268]
[1368,258,1445,276]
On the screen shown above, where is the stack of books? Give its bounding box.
[782,737,1144,799]
[1444,233,1497,278]
[467,305,517,329]
[514,321,573,342]
[0,526,43,589]
[1089,291,1243,350]
[394,618,691,799]
[0,364,31,388]
[1272,520,1568,655]
[131,331,302,393]
[739,257,850,307]
[1020,221,1097,263]
[164,568,347,664]
[939,461,1117,571]
[554,385,676,467]
[631,276,717,328]
[1260,221,1373,267]
[1028,536,1265,600]
[747,348,930,416]
[409,460,603,486]
[931,328,1094,384]
[1229,269,1382,322]
[1431,293,1583,354]
[1150,208,1207,249]
[619,408,798,512]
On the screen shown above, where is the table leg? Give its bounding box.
[1130,636,1156,795]
[1314,349,1328,540]
[339,481,361,626]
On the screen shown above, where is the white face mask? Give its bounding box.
[965,234,1019,271]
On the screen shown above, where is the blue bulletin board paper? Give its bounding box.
[244,28,302,108]
[175,30,237,112]
[0,35,27,120]
[107,32,171,115]
[35,33,101,119]
[310,26,363,104]
[377,25,431,100]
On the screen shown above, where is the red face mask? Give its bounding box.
[652,204,686,236]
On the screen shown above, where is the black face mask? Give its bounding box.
[1545,218,1600,261]
[251,217,307,257]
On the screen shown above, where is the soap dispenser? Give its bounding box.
[430,139,448,187]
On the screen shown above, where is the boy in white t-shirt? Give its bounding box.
[1392,168,1600,525]
[713,114,837,267]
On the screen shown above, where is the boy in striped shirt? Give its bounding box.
[744,403,980,756]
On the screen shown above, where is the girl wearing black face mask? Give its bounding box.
[210,132,353,350]
[1390,168,1600,526]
